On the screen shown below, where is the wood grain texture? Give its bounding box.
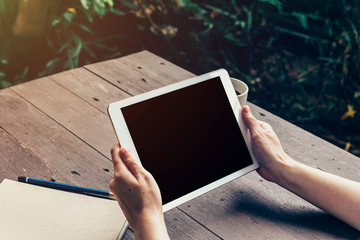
[115,50,195,86]
[0,89,113,190]
[86,58,157,95]
[49,67,130,114]
[164,208,221,240]
[0,127,67,183]
[84,50,195,96]
[11,77,116,160]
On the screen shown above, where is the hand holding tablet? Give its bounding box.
[108,69,259,211]
[109,70,360,235]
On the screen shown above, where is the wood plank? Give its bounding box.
[0,89,114,190]
[164,208,221,240]
[115,50,195,86]
[85,57,164,95]
[177,103,360,239]
[84,50,195,96]
[48,68,130,114]
[0,127,68,183]
[11,77,116,160]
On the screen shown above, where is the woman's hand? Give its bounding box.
[241,105,360,230]
[109,142,169,240]
[241,105,295,183]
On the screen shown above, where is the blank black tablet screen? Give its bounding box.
[121,76,253,204]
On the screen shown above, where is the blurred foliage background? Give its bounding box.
[0,0,359,157]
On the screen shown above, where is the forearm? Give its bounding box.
[276,157,360,230]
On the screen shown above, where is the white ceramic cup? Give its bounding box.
[230,77,248,107]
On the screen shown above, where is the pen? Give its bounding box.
[18,176,114,197]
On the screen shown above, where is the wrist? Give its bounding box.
[134,212,169,240]
[275,156,304,190]
[271,154,299,186]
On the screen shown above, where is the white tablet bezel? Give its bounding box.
[108,68,259,212]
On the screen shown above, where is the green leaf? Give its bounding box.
[259,0,282,12]
[79,24,93,34]
[80,0,91,10]
[66,48,75,69]
[112,9,125,16]
[38,58,60,77]
[82,9,93,23]
[103,0,114,8]
[93,0,107,17]
[204,4,237,20]
[118,0,139,10]
[138,25,145,31]
[92,0,114,14]
[225,34,248,46]
[22,66,29,81]
[52,18,61,26]
[246,9,252,31]
[83,45,96,59]
[292,12,308,29]
[234,20,246,29]
[74,41,83,59]
[0,80,11,89]
[179,0,202,14]
[179,1,204,15]
[177,0,190,7]
[94,0,106,8]
[355,92,360,99]
[72,34,83,58]
[58,43,68,53]
[63,12,76,23]
[0,71,6,78]
[95,43,113,52]
[45,58,60,69]
[0,59,8,64]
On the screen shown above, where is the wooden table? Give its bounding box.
[0,51,359,239]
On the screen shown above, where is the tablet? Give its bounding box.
[108,69,259,212]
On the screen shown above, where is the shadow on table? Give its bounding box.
[233,191,360,239]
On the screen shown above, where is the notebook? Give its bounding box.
[0,179,127,240]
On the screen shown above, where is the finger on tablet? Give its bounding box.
[111,142,128,173]
[119,147,144,180]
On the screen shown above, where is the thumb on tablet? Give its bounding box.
[242,105,260,133]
